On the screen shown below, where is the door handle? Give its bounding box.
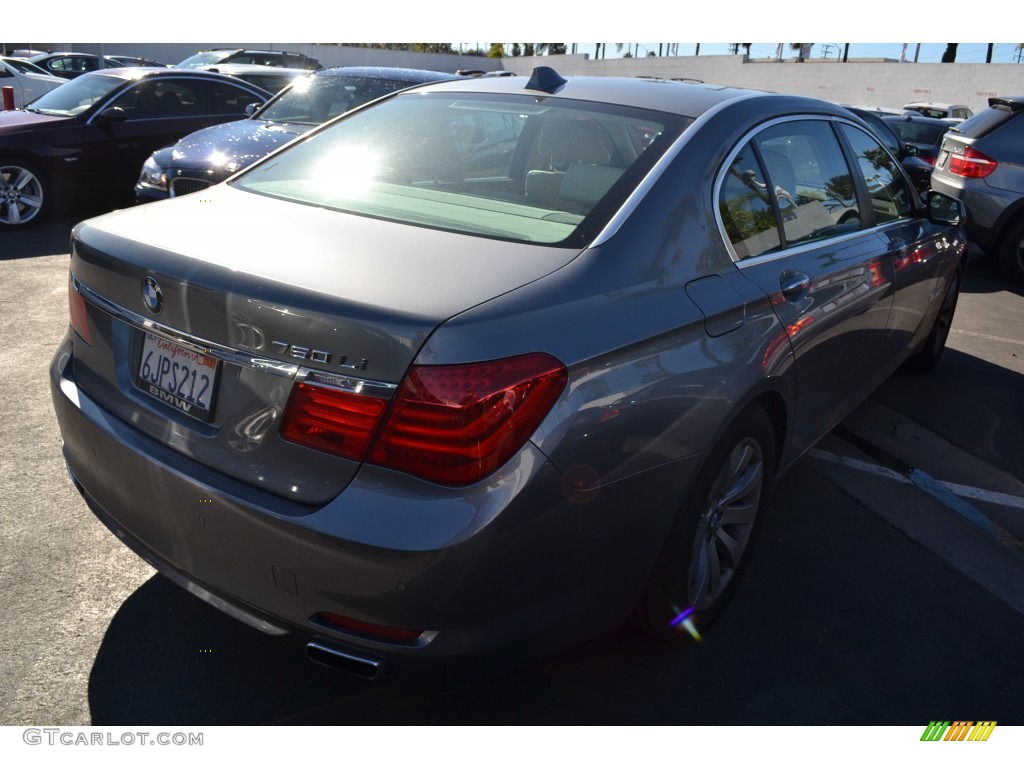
[779,270,811,301]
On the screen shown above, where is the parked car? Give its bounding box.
[195,63,310,97]
[931,96,1024,282]
[0,56,66,108]
[27,51,113,79]
[51,69,967,678]
[177,49,322,71]
[136,66,460,203]
[0,68,270,228]
[902,101,973,122]
[881,113,951,191]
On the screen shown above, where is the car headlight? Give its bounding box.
[138,155,168,191]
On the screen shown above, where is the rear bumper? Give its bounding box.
[930,173,1021,249]
[50,334,689,669]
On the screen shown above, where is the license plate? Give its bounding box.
[137,332,218,421]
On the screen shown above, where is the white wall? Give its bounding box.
[31,44,1024,113]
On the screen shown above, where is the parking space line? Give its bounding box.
[810,449,1024,553]
[951,328,1024,347]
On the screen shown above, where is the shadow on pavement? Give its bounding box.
[87,463,1024,726]
[1,213,80,261]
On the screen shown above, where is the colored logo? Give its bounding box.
[142,276,163,314]
[920,721,996,741]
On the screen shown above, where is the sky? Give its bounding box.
[5,1,1019,64]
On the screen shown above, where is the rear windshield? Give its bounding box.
[887,119,947,145]
[232,91,688,246]
[949,104,1020,139]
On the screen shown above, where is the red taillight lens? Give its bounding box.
[948,145,997,178]
[369,352,567,486]
[68,277,92,345]
[280,382,389,461]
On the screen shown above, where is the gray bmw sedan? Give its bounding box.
[51,68,967,678]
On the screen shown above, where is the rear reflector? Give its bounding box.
[313,611,423,641]
[948,145,996,178]
[68,276,92,345]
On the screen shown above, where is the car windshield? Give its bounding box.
[178,51,232,69]
[905,106,951,119]
[233,91,686,246]
[23,73,125,116]
[2,58,51,76]
[255,74,431,125]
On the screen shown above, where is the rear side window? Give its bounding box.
[718,141,781,259]
[719,118,874,260]
[754,121,861,248]
[205,81,265,115]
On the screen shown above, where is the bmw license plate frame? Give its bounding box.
[136,331,219,422]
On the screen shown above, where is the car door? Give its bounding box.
[718,117,899,457]
[837,122,957,352]
[69,77,262,198]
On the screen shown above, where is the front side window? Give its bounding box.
[108,79,203,119]
[233,91,687,246]
[840,124,913,223]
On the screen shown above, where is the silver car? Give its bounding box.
[930,96,1024,283]
[50,67,967,678]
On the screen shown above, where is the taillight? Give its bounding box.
[280,382,389,461]
[68,276,92,345]
[280,352,568,486]
[948,145,997,178]
[369,352,567,486]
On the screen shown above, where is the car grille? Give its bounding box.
[170,178,214,197]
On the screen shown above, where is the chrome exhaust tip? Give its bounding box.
[306,639,390,679]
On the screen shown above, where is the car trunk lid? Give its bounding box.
[68,185,580,504]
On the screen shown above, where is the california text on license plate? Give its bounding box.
[137,332,218,421]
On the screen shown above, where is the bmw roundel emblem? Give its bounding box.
[142,276,163,314]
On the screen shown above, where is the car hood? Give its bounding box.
[169,118,308,171]
[0,109,69,132]
[72,182,582,383]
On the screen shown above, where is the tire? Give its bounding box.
[634,404,776,640]
[903,259,964,373]
[997,217,1024,284]
[0,158,48,229]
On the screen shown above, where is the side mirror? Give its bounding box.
[927,191,965,226]
[904,143,918,157]
[97,106,127,123]
[245,102,261,116]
